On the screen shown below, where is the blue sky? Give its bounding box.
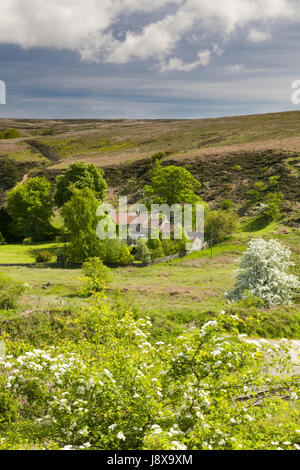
[0,0,300,119]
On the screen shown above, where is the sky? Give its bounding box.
[0,0,300,119]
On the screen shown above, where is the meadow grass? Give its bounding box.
[0,242,62,263]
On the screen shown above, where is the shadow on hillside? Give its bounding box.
[243,216,270,232]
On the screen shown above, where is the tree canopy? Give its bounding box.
[62,186,102,263]
[6,177,54,241]
[144,163,202,206]
[55,162,107,207]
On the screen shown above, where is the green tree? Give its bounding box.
[55,162,107,207]
[62,187,102,263]
[80,257,112,296]
[6,177,54,240]
[261,192,284,220]
[135,238,151,263]
[144,163,202,206]
[205,210,239,243]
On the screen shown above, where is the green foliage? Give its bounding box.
[22,237,32,246]
[205,210,239,243]
[268,175,280,187]
[247,181,268,205]
[99,240,134,266]
[232,164,242,171]
[6,177,54,241]
[147,238,165,259]
[151,151,166,163]
[0,308,76,346]
[0,297,298,450]
[55,162,107,207]
[144,163,202,206]
[259,192,285,220]
[0,129,20,139]
[35,251,53,263]
[0,232,5,245]
[62,187,102,263]
[0,389,18,425]
[122,176,139,195]
[0,160,19,191]
[135,239,152,263]
[0,274,25,310]
[220,199,234,211]
[42,129,55,136]
[80,257,111,296]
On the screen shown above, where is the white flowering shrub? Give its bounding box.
[226,238,300,307]
[0,295,299,450]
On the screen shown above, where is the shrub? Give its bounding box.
[135,239,151,263]
[259,192,284,220]
[205,210,239,243]
[226,238,300,306]
[99,239,134,266]
[0,129,20,139]
[220,199,234,211]
[0,274,25,310]
[151,151,166,163]
[80,257,111,296]
[147,238,165,259]
[246,181,268,205]
[22,237,32,246]
[35,251,53,263]
[232,164,242,171]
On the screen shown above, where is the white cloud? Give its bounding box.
[226,64,245,73]
[160,50,211,72]
[0,0,298,69]
[247,29,272,42]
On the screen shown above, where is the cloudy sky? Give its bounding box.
[0,0,300,118]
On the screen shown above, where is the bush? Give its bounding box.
[0,274,25,310]
[220,199,234,211]
[226,238,300,306]
[0,297,298,450]
[99,240,134,266]
[147,238,165,259]
[135,239,151,263]
[205,210,239,243]
[247,181,268,205]
[151,151,166,163]
[80,257,111,296]
[232,164,242,171]
[35,251,53,263]
[22,237,32,246]
[0,129,20,139]
[258,192,284,220]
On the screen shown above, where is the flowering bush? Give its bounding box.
[226,239,300,307]
[0,295,298,450]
